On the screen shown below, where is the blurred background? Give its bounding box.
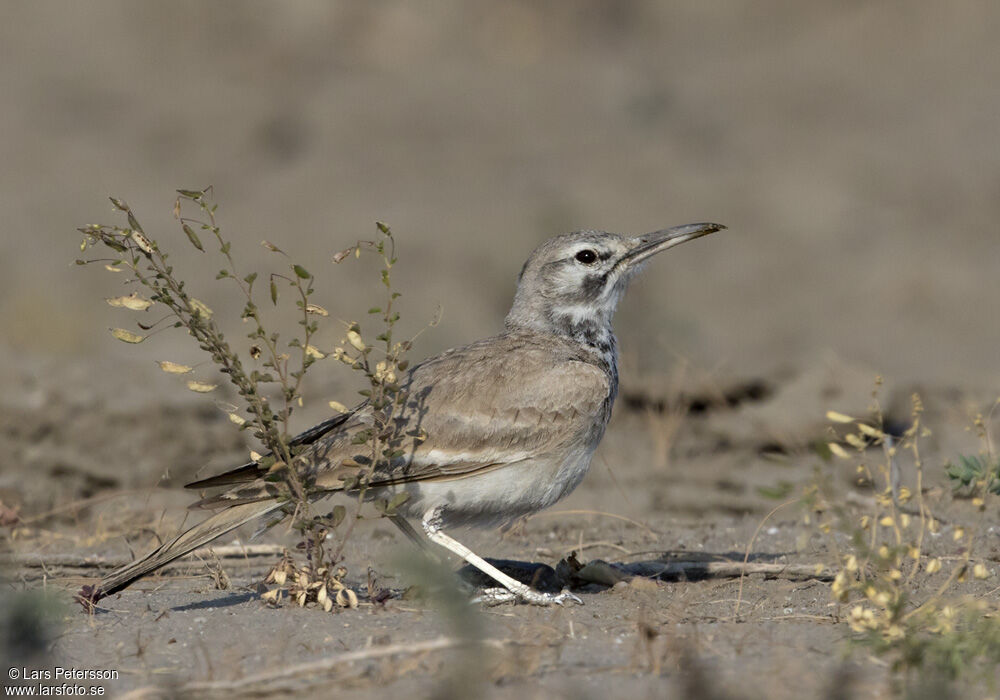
[1,0,998,420]
[3,6,998,690]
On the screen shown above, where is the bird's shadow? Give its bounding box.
[169,591,257,612]
[459,551,800,593]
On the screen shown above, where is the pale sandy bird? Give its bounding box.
[88,222,723,606]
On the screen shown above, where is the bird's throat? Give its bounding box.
[549,308,619,386]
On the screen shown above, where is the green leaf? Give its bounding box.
[182,223,204,251]
[270,280,278,304]
[292,264,311,279]
[328,505,346,528]
[126,211,142,233]
[176,189,204,199]
[244,272,257,285]
[376,221,390,234]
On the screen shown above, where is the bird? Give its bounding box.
[84,222,723,606]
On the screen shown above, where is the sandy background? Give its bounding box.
[1,2,999,698]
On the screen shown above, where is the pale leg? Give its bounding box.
[420,507,582,606]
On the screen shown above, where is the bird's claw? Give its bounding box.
[473,586,583,607]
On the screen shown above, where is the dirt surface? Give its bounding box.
[3,356,999,698]
[2,3,1000,699]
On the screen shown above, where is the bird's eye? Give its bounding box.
[575,249,597,264]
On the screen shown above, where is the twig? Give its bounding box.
[118,636,521,698]
[4,544,285,571]
[625,560,832,582]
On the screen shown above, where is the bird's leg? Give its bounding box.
[420,507,582,607]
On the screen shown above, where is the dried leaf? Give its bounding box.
[336,588,358,608]
[346,329,366,352]
[845,434,866,450]
[305,304,329,316]
[186,380,217,393]
[110,328,145,344]
[857,423,884,439]
[332,248,353,263]
[189,298,213,318]
[261,240,283,253]
[328,400,348,413]
[106,293,153,311]
[827,442,850,459]
[228,413,246,426]
[131,231,154,255]
[104,264,124,273]
[305,345,325,359]
[825,411,854,423]
[157,361,193,374]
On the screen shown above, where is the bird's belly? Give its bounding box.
[387,443,598,529]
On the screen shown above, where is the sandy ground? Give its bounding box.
[3,354,1000,698]
[2,2,1000,698]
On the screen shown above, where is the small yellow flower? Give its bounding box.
[973,563,989,580]
[925,558,942,574]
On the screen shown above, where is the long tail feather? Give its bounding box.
[84,500,283,603]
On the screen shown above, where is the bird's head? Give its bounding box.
[505,223,724,337]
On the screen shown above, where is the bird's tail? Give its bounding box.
[80,500,283,605]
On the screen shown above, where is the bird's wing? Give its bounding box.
[314,336,612,489]
[184,405,361,490]
[189,335,611,507]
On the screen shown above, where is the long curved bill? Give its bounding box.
[624,222,725,268]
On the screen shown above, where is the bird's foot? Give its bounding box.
[474,586,583,607]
